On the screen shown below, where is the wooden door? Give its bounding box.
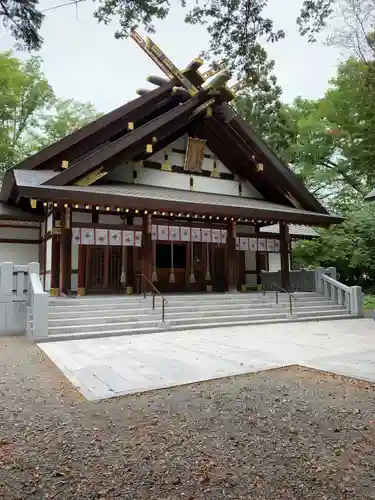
[212,245,227,292]
[86,246,123,293]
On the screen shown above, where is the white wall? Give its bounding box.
[0,227,39,240]
[108,135,264,200]
[269,253,281,272]
[72,211,92,223]
[0,243,38,265]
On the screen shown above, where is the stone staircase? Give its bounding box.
[37,291,354,342]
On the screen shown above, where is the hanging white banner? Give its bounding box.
[249,238,257,251]
[191,228,202,242]
[220,229,227,244]
[72,227,81,245]
[211,229,221,244]
[81,228,95,245]
[257,238,266,251]
[240,237,249,251]
[274,240,280,252]
[151,225,158,241]
[95,228,109,245]
[134,231,142,247]
[180,227,191,242]
[201,228,211,243]
[123,230,134,246]
[109,229,122,246]
[266,239,275,252]
[158,225,169,241]
[169,226,180,241]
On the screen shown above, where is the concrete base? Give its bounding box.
[0,302,27,336]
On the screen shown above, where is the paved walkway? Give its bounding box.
[39,318,375,401]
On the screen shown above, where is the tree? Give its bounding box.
[235,56,375,211]
[0,51,54,171]
[33,98,101,148]
[0,0,43,50]
[0,51,100,175]
[293,203,375,285]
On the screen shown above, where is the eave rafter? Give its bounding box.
[44,93,213,186]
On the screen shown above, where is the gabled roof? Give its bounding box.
[0,31,342,227]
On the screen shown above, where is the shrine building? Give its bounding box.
[0,31,341,296]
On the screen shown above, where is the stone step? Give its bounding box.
[46,303,347,325]
[48,295,326,312]
[48,292,322,307]
[46,297,338,317]
[38,313,355,343]
[45,305,348,335]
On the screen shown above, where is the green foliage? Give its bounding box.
[363,294,375,310]
[293,204,375,283]
[0,0,44,50]
[0,51,100,175]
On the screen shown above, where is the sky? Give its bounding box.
[0,0,343,113]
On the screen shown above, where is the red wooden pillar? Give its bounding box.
[255,224,262,287]
[60,207,72,295]
[50,232,61,296]
[280,221,290,290]
[142,214,153,293]
[126,215,134,294]
[77,245,87,296]
[226,220,237,292]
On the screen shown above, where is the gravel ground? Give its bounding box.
[1,337,375,500]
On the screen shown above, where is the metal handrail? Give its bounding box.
[272,283,297,315]
[135,273,168,322]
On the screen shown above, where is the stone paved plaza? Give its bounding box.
[39,318,375,400]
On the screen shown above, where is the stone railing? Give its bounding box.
[27,262,49,340]
[315,267,363,317]
[0,262,48,339]
[261,268,315,291]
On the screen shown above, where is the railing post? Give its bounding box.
[162,299,165,322]
[338,289,344,305]
[276,289,279,305]
[323,279,329,299]
[325,267,337,280]
[28,262,48,341]
[152,288,155,310]
[289,295,292,315]
[314,267,325,294]
[0,262,13,298]
[350,286,363,317]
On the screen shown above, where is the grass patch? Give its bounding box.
[364,294,375,311]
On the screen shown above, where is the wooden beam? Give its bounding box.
[280,222,290,290]
[46,93,211,186]
[221,103,328,214]
[15,82,176,172]
[74,166,108,186]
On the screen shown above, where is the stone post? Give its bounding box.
[314,267,325,294]
[350,286,363,317]
[0,262,13,297]
[325,266,337,280]
[28,262,48,340]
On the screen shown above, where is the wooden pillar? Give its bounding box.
[126,215,134,294]
[60,207,72,295]
[280,222,290,290]
[226,220,237,292]
[50,232,61,296]
[142,214,153,293]
[77,245,87,296]
[255,224,262,287]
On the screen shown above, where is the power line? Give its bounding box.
[41,0,86,14]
